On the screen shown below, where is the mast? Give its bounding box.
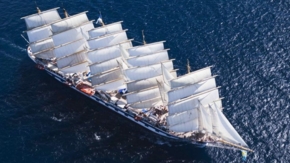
[142,30,146,45]
[96,12,105,26]
[187,59,191,74]
[35,1,41,14]
[63,8,69,18]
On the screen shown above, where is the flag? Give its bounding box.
[96,12,104,25]
[241,150,247,161]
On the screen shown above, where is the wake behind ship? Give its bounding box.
[20,6,253,153]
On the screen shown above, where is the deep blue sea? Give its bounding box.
[0,0,289,162]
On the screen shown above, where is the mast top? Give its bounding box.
[187,59,191,74]
[97,12,105,26]
[63,8,69,18]
[62,2,69,18]
[142,30,146,45]
[35,1,41,13]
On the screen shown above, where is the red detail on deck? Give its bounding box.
[36,64,44,70]
[76,83,95,96]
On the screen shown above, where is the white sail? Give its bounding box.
[89,57,121,75]
[124,60,174,81]
[30,38,54,53]
[210,104,248,147]
[167,110,199,132]
[211,99,223,110]
[57,52,87,69]
[27,26,52,43]
[161,63,175,86]
[157,78,171,103]
[167,109,198,126]
[87,42,131,64]
[168,88,220,115]
[94,79,125,91]
[60,62,89,74]
[129,97,162,109]
[127,41,165,56]
[34,49,54,59]
[119,44,130,59]
[87,42,132,64]
[52,22,94,46]
[126,87,161,104]
[51,12,89,33]
[126,75,163,92]
[91,69,123,86]
[167,77,216,102]
[89,21,123,38]
[170,66,212,88]
[88,30,128,50]
[169,119,199,132]
[22,8,61,30]
[198,105,213,133]
[171,70,178,78]
[127,50,169,67]
[54,39,87,59]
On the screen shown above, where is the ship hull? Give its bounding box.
[27,50,208,148]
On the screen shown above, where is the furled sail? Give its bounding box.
[89,21,123,38]
[127,41,165,56]
[51,12,89,34]
[21,8,61,30]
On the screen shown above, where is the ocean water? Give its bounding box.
[0,0,289,162]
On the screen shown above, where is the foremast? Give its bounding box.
[161,61,252,151]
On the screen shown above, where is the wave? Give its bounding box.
[0,37,26,52]
[0,50,21,61]
[51,116,63,122]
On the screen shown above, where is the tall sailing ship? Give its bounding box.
[21,6,253,153]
